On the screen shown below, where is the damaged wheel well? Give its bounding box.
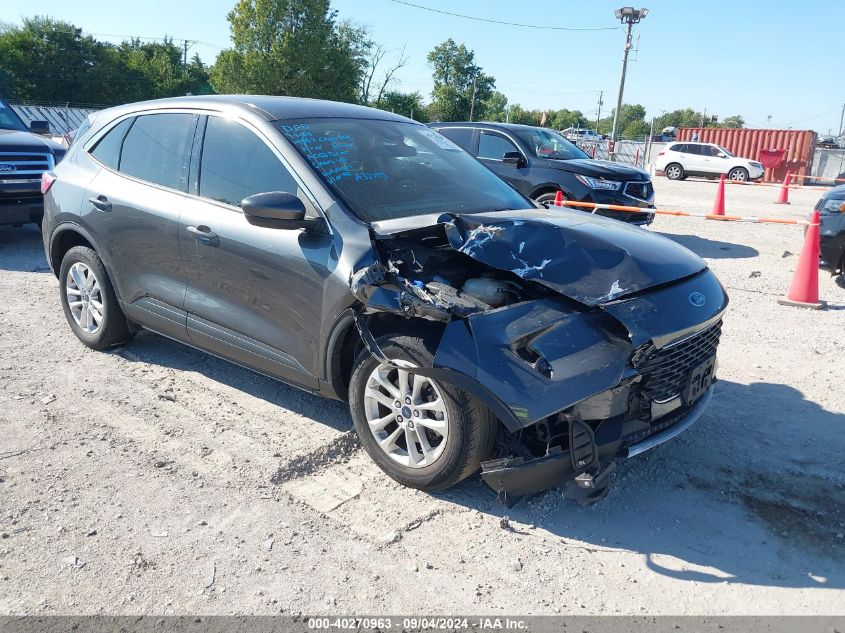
[325,311,446,401]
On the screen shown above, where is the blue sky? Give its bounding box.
[8,0,845,133]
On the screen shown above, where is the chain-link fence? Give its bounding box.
[11,103,101,137]
[575,140,654,169]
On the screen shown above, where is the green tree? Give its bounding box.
[721,114,745,128]
[210,0,369,102]
[376,90,429,122]
[547,109,585,130]
[481,91,508,122]
[426,39,495,121]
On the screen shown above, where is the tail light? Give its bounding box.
[41,171,56,194]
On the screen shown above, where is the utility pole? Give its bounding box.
[596,91,604,132]
[610,7,648,148]
[838,102,845,138]
[767,114,772,129]
[469,76,478,122]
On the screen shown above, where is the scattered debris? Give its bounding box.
[204,561,216,589]
[749,271,762,278]
[511,558,523,572]
[86,529,97,537]
[262,537,274,551]
[41,394,56,405]
[63,556,86,569]
[782,250,794,258]
[158,393,176,402]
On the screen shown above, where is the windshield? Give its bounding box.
[277,118,530,223]
[515,128,590,161]
[0,101,28,132]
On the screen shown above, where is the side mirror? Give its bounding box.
[502,151,524,166]
[717,152,727,158]
[241,192,319,230]
[29,120,50,135]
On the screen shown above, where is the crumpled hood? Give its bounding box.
[0,129,64,153]
[544,158,649,181]
[441,209,707,306]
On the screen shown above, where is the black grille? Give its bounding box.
[636,320,722,402]
[0,153,52,181]
[624,181,655,201]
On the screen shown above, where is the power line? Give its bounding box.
[386,0,619,31]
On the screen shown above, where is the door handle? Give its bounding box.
[88,195,112,212]
[186,225,219,245]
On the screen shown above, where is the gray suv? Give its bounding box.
[42,96,727,503]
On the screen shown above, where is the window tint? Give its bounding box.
[199,116,298,207]
[706,145,725,157]
[436,127,473,151]
[119,114,195,190]
[90,118,134,169]
[478,132,518,160]
[670,143,687,153]
[686,144,703,155]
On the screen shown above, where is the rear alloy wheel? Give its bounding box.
[728,167,749,182]
[349,332,496,490]
[59,246,133,350]
[665,163,684,180]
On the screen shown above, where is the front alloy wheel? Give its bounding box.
[363,360,449,468]
[728,167,749,182]
[349,332,496,490]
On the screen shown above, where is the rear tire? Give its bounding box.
[348,332,497,490]
[665,163,684,180]
[59,246,133,350]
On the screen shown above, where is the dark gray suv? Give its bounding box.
[42,96,727,503]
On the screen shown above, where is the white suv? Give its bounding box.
[561,127,600,142]
[654,142,764,182]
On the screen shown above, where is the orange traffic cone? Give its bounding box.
[553,191,563,206]
[712,174,726,216]
[775,170,791,204]
[777,210,826,309]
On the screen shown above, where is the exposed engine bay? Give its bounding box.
[349,210,728,504]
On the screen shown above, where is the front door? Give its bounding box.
[179,115,333,389]
[476,130,528,194]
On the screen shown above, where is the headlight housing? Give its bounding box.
[575,175,622,191]
[821,198,845,214]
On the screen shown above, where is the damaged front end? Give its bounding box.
[351,210,728,504]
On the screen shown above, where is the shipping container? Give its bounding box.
[677,127,817,183]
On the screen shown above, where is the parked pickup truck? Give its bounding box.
[0,97,66,226]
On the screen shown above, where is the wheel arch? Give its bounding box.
[50,223,125,306]
[529,183,568,200]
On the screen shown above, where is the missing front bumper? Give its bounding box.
[480,384,715,503]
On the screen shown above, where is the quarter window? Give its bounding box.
[199,116,298,207]
[90,118,134,170]
[119,113,196,191]
[478,133,519,160]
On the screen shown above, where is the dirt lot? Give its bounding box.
[1,177,843,616]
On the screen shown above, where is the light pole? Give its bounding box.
[610,7,648,148]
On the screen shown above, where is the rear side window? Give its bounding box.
[686,144,703,155]
[436,127,473,151]
[119,113,196,191]
[670,143,687,153]
[199,116,298,207]
[90,118,134,169]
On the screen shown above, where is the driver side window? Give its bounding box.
[478,132,519,160]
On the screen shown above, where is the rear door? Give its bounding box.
[83,112,197,339]
[179,115,332,388]
[476,129,528,194]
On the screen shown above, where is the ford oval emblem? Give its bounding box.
[689,292,707,307]
[0,164,16,172]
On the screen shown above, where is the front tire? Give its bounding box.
[533,190,569,207]
[59,246,133,350]
[348,332,496,490]
[728,167,749,182]
[665,163,685,180]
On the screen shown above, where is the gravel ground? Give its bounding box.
[1,177,843,616]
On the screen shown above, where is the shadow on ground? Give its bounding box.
[659,232,759,259]
[0,225,51,272]
[434,379,845,591]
